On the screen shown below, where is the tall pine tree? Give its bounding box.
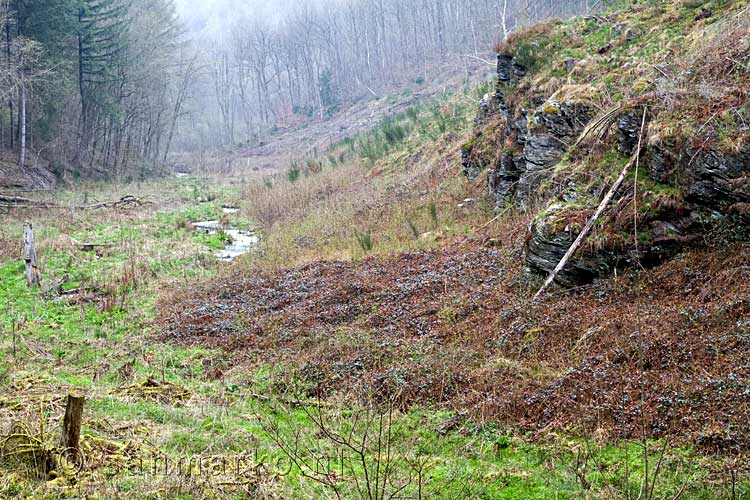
[76,0,129,156]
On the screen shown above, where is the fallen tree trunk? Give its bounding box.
[0,194,33,204]
[0,195,152,211]
[79,195,150,210]
[533,155,636,302]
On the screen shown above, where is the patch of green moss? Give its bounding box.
[461,136,479,154]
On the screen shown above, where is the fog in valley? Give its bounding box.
[0,0,604,179]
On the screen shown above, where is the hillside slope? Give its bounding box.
[3,2,750,498]
[161,0,750,451]
[463,0,749,284]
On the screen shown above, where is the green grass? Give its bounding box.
[1,62,747,496]
[4,208,729,499]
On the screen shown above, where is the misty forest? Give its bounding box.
[0,0,749,497]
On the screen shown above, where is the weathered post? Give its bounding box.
[23,222,40,287]
[60,394,85,457]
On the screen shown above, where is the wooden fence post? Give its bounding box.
[23,222,40,287]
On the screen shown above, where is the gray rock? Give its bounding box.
[530,101,593,139]
[617,112,644,155]
[489,154,523,206]
[524,134,566,170]
[646,141,681,183]
[685,147,750,206]
[519,101,593,196]
[525,204,607,286]
[497,54,526,84]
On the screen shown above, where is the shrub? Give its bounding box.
[287,163,301,183]
[355,229,374,253]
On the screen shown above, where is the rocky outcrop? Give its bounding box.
[646,140,681,183]
[497,54,526,84]
[504,100,593,203]
[684,147,750,207]
[488,154,523,206]
[617,112,644,155]
[647,140,750,211]
[525,204,612,286]
[463,6,750,290]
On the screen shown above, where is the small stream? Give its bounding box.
[194,217,259,261]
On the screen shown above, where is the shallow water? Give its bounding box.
[216,229,259,261]
[194,220,258,261]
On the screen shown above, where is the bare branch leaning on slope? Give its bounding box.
[534,108,648,301]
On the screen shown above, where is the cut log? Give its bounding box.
[77,243,114,252]
[23,222,40,287]
[60,394,85,456]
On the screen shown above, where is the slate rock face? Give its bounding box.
[530,101,593,141]
[684,147,750,207]
[509,113,529,145]
[468,29,750,290]
[497,54,526,84]
[518,101,594,200]
[525,205,608,286]
[647,139,750,211]
[484,100,594,207]
[0,164,57,191]
[646,141,681,183]
[488,154,523,206]
[617,112,644,155]
[524,134,566,170]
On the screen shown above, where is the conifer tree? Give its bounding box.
[76,0,130,150]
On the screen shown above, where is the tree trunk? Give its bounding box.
[17,84,26,167]
[7,21,13,151]
[60,394,85,458]
[23,222,40,287]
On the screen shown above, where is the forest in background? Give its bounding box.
[0,0,613,181]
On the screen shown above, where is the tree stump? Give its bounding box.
[60,394,85,457]
[23,222,40,287]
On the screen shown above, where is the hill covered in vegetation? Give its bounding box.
[1,0,749,498]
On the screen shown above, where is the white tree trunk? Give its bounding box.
[501,0,510,40]
[18,83,26,168]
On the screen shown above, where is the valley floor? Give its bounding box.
[0,174,747,499]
